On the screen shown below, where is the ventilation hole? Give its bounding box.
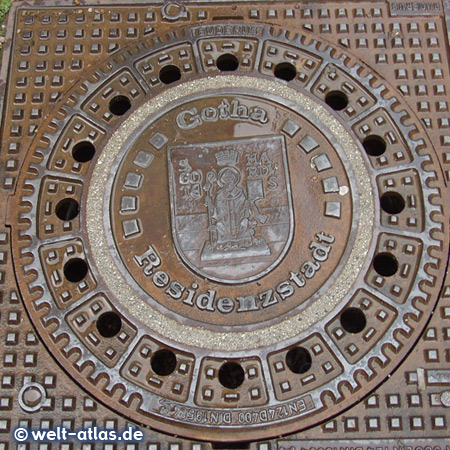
[380,192,406,214]
[340,307,367,333]
[373,252,399,277]
[72,141,95,163]
[274,62,297,81]
[362,135,387,156]
[63,258,88,283]
[325,90,349,111]
[96,312,122,338]
[216,53,239,71]
[108,95,131,116]
[212,443,250,450]
[218,361,245,389]
[55,198,79,221]
[151,349,177,376]
[159,65,181,84]
[285,347,312,374]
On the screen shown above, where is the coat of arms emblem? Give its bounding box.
[168,136,293,283]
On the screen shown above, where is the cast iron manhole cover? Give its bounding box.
[1,0,450,447]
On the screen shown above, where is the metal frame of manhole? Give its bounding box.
[1,0,450,448]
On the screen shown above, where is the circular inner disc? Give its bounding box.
[88,77,372,343]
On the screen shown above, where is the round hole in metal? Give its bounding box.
[274,62,297,81]
[380,191,406,214]
[72,141,95,163]
[151,349,177,376]
[363,135,387,157]
[340,307,367,334]
[218,361,245,389]
[55,198,79,221]
[285,347,312,374]
[63,258,88,283]
[109,95,132,116]
[217,53,239,71]
[325,90,349,111]
[373,253,399,277]
[96,312,122,338]
[159,65,182,85]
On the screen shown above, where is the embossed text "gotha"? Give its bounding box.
[176,99,268,130]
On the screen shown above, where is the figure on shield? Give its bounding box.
[201,160,270,261]
[212,166,254,249]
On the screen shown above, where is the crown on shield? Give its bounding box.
[215,149,239,166]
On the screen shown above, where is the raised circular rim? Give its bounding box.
[86,75,375,351]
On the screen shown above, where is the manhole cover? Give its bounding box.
[1,0,449,447]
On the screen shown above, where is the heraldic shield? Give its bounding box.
[168,136,294,284]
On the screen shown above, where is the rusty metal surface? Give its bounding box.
[1,0,450,448]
